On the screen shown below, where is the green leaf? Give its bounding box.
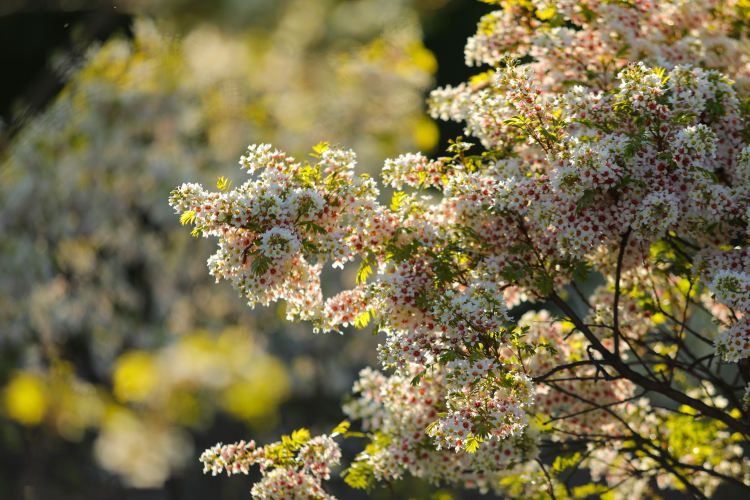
[311,141,330,158]
[251,254,271,276]
[688,165,719,182]
[574,189,596,216]
[410,371,426,387]
[465,434,482,453]
[216,176,232,191]
[343,461,375,491]
[536,274,554,296]
[290,428,311,447]
[331,420,350,437]
[390,191,408,212]
[298,220,326,234]
[301,240,320,253]
[357,256,373,284]
[425,420,439,435]
[342,436,389,493]
[344,431,367,438]
[571,259,592,282]
[615,43,631,58]
[354,310,371,329]
[573,483,611,498]
[579,3,595,22]
[551,451,581,473]
[180,210,196,226]
[536,7,555,20]
[538,126,558,144]
[371,321,382,336]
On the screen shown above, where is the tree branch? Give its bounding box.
[613,229,631,358]
[547,291,750,436]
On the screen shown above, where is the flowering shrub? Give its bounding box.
[173,0,750,498]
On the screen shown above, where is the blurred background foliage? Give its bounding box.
[0,0,490,498]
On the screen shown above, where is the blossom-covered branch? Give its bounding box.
[173,0,750,497]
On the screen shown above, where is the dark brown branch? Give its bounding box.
[535,458,557,500]
[570,281,593,310]
[613,229,631,358]
[532,359,602,382]
[664,235,694,265]
[543,393,644,425]
[621,443,709,500]
[547,291,750,436]
[546,383,717,499]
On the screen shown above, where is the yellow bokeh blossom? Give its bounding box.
[112,351,158,403]
[3,372,48,426]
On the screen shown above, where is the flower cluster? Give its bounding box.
[200,427,342,500]
[170,144,389,327]
[341,366,538,495]
[698,248,750,363]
